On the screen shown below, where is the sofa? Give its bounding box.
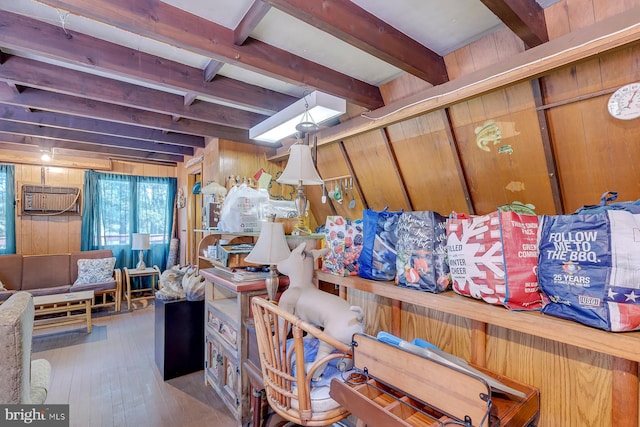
[0,250,122,312]
[0,291,51,404]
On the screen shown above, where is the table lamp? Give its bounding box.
[276,143,323,235]
[132,233,150,270]
[244,219,291,301]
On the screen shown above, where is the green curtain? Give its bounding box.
[0,164,15,254]
[81,170,176,270]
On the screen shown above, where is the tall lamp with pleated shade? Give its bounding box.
[276,143,323,235]
[244,218,291,301]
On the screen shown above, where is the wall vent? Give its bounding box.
[21,185,81,215]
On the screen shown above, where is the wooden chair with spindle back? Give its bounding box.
[251,296,353,427]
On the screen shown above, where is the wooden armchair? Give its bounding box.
[251,296,352,427]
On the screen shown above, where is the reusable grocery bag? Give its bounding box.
[446,211,542,310]
[537,210,640,331]
[322,216,364,276]
[358,207,403,281]
[574,191,640,214]
[395,211,450,293]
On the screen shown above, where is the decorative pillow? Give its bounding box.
[73,257,116,285]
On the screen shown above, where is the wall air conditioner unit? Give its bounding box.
[21,185,81,216]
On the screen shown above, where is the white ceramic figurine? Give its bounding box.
[277,243,365,380]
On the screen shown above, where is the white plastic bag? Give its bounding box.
[218,184,268,232]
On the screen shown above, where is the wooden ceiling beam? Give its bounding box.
[0,133,183,164]
[5,82,21,95]
[234,1,271,45]
[203,60,224,82]
[314,6,640,147]
[480,0,548,47]
[0,55,267,129]
[35,0,384,110]
[3,83,30,113]
[0,144,113,170]
[0,104,204,147]
[0,84,252,142]
[0,121,193,155]
[264,0,448,85]
[183,93,198,107]
[0,11,296,116]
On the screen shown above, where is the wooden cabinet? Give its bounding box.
[200,268,287,427]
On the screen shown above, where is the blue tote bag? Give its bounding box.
[358,207,403,281]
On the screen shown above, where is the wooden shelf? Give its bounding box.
[316,271,640,363]
[195,229,323,240]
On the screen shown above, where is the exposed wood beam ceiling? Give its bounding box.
[0,12,296,115]
[312,6,640,149]
[0,133,183,163]
[0,55,267,129]
[0,105,204,147]
[0,84,249,143]
[234,1,272,45]
[0,0,558,165]
[479,0,548,47]
[34,0,386,109]
[262,0,449,84]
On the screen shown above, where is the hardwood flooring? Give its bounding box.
[32,303,237,427]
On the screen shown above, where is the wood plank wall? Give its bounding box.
[178,138,312,265]
[52,0,632,424]
[313,1,640,220]
[15,160,176,255]
[305,1,640,426]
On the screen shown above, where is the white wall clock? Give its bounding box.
[608,82,640,120]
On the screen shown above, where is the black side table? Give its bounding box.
[154,297,205,380]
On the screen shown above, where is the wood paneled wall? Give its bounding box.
[313,1,640,219]
[168,1,640,425]
[15,160,176,255]
[305,1,640,426]
[178,138,313,265]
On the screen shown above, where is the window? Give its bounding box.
[81,171,176,269]
[98,177,130,246]
[0,165,16,254]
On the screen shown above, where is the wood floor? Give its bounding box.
[32,303,237,427]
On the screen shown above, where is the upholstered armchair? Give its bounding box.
[0,292,51,404]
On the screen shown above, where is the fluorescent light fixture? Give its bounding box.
[249,91,346,143]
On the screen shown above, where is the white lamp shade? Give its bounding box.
[131,233,150,250]
[276,144,323,185]
[249,91,346,144]
[245,222,291,265]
